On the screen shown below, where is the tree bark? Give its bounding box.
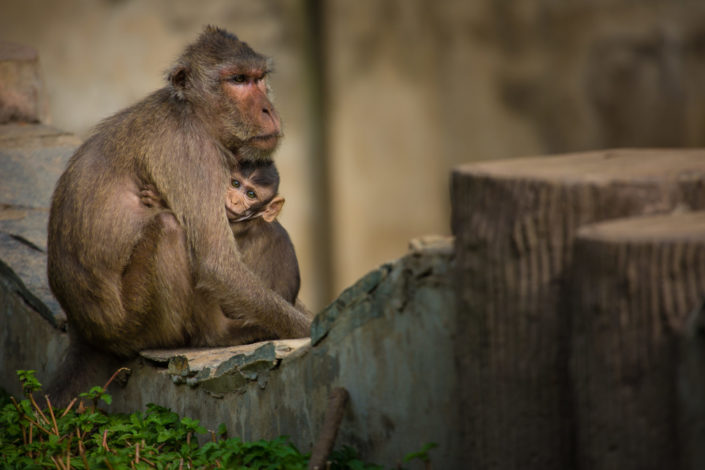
[570,212,705,470]
[451,149,705,469]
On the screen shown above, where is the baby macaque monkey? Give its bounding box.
[226,160,301,305]
[140,160,300,305]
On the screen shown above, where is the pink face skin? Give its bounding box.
[220,66,282,153]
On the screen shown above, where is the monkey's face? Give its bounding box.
[219,66,282,160]
[225,170,277,221]
[168,27,282,161]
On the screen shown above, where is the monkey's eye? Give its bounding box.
[231,179,240,188]
[230,74,247,83]
[246,190,257,199]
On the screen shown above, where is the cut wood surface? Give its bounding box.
[571,211,705,470]
[451,149,705,469]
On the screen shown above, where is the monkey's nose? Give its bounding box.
[262,107,281,134]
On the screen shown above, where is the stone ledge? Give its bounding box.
[0,208,65,328]
[0,124,80,210]
[312,235,453,346]
[0,123,81,149]
[140,339,311,396]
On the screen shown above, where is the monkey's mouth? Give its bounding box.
[248,133,280,149]
[225,206,256,223]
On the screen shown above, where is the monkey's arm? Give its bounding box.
[151,136,310,338]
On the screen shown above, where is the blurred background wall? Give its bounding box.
[2,0,705,312]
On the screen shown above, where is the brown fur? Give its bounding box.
[46,26,311,403]
[232,219,301,305]
[141,161,302,305]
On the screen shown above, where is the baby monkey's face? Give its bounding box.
[226,169,284,223]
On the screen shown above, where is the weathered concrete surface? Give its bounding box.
[141,339,310,394]
[0,123,79,331]
[101,237,458,468]
[0,214,68,398]
[0,42,47,124]
[0,263,69,397]
[0,123,78,395]
[0,123,80,209]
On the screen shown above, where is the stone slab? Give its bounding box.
[0,123,80,209]
[0,207,50,251]
[0,269,69,398]
[141,339,311,395]
[0,230,65,329]
[0,123,80,149]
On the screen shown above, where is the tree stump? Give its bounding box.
[570,212,705,470]
[451,149,705,469]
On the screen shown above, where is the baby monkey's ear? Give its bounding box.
[262,196,285,223]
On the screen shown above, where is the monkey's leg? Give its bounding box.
[189,290,276,347]
[121,211,193,350]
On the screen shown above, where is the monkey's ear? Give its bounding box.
[262,196,284,223]
[167,65,189,99]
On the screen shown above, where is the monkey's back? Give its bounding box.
[47,89,186,347]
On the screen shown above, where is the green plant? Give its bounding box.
[403,442,438,470]
[0,386,12,409]
[1,370,428,469]
[328,446,385,469]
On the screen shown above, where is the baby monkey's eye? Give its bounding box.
[230,74,247,83]
[246,190,256,199]
[231,179,240,188]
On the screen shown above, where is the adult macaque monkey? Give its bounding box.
[47,26,311,401]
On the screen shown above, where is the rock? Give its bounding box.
[0,124,80,209]
[140,339,311,393]
[0,230,64,329]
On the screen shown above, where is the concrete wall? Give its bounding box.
[109,239,458,467]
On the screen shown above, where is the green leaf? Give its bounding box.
[403,442,438,463]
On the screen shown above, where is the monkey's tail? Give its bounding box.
[45,334,123,409]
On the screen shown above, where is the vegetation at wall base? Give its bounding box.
[0,370,433,469]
